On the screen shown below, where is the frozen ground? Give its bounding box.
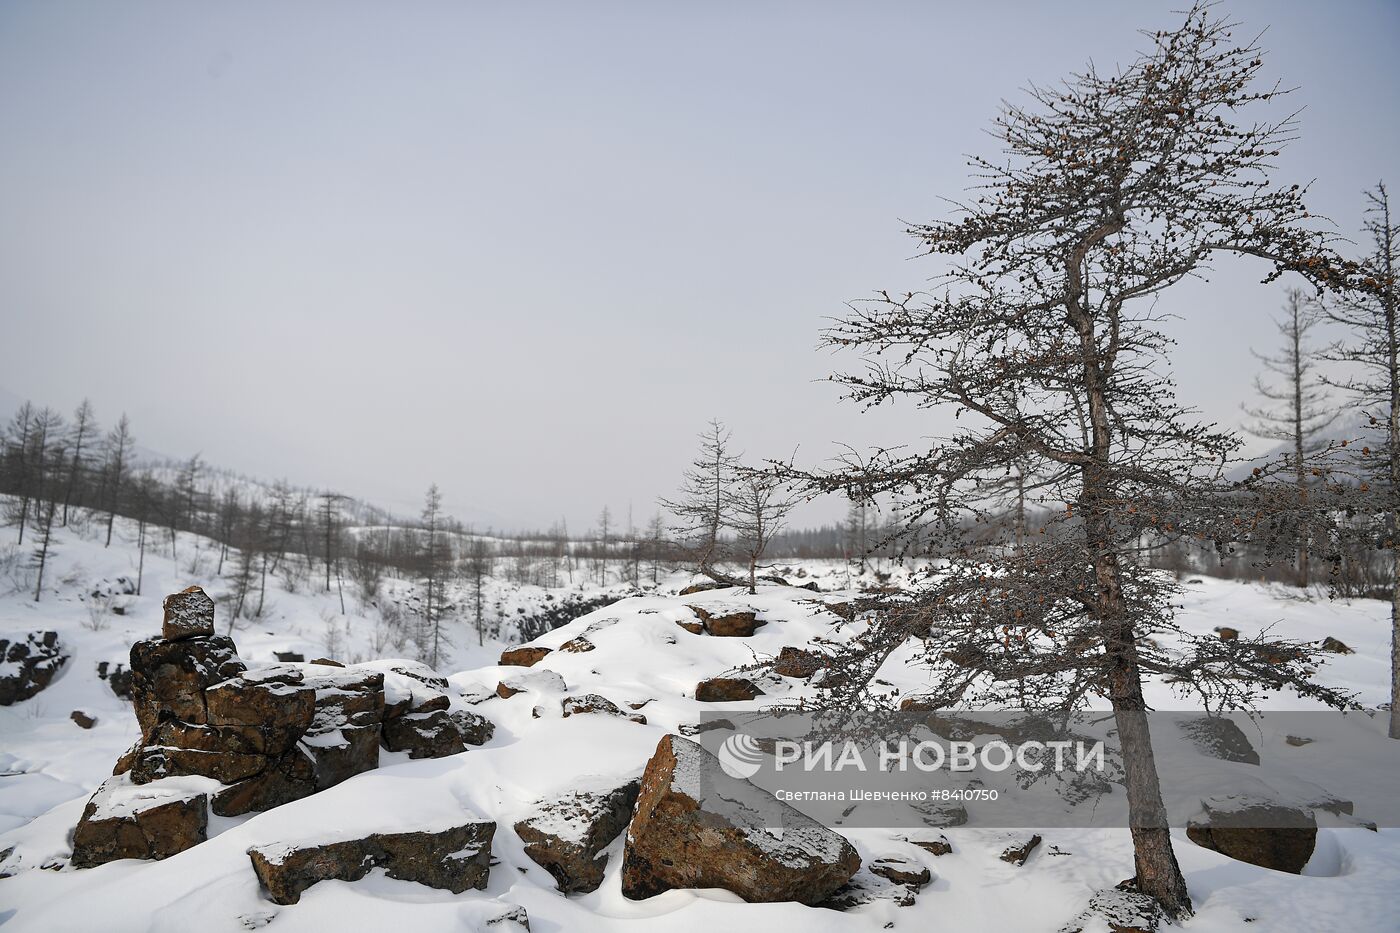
[0,515,1397,931]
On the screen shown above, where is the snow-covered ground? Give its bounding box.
[1,514,1397,931]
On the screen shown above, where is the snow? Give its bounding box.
[1,510,1399,930]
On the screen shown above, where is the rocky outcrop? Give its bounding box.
[1186,795,1316,873]
[161,586,216,640]
[515,779,640,893]
[558,636,595,653]
[621,734,860,904]
[687,606,765,637]
[903,834,952,856]
[129,632,246,735]
[695,677,764,702]
[500,646,552,667]
[248,820,496,905]
[70,775,210,868]
[0,631,67,705]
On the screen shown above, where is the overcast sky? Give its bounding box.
[1,1,1396,530]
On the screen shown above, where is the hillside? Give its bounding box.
[0,515,1398,932]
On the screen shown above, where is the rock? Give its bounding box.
[515,779,640,893]
[1216,627,1239,641]
[1319,636,1354,654]
[1176,715,1260,765]
[678,581,728,596]
[679,718,735,737]
[71,710,97,729]
[485,906,530,930]
[688,606,765,637]
[772,646,823,678]
[273,651,305,662]
[204,670,317,756]
[559,636,595,653]
[561,694,646,724]
[869,857,931,887]
[0,631,67,705]
[382,709,466,759]
[1186,796,1316,873]
[999,833,1041,865]
[1059,887,1162,933]
[161,586,216,640]
[96,660,132,698]
[129,633,246,736]
[695,677,764,702]
[452,709,495,746]
[903,834,952,856]
[819,868,920,910]
[130,745,267,784]
[1285,735,1314,747]
[248,820,496,905]
[495,669,566,700]
[309,657,344,667]
[621,734,860,904]
[71,775,209,868]
[211,751,317,817]
[500,646,552,667]
[675,620,705,635]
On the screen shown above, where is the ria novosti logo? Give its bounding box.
[718,733,766,779]
[717,731,1106,780]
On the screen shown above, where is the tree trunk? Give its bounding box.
[1391,546,1400,740]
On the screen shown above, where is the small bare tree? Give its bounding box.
[660,420,745,586]
[728,470,796,594]
[1243,289,1335,586]
[1321,182,1400,738]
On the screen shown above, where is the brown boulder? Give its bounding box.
[772,646,823,678]
[382,709,466,759]
[675,620,705,635]
[695,677,764,702]
[211,750,318,817]
[516,780,640,893]
[161,586,216,640]
[129,633,245,736]
[559,636,595,653]
[71,710,97,729]
[1319,636,1354,654]
[500,646,552,667]
[999,833,1042,865]
[1176,715,1260,766]
[130,745,267,785]
[621,734,860,904]
[71,776,209,868]
[1216,627,1239,641]
[0,632,67,706]
[561,694,646,724]
[869,857,931,887]
[248,821,495,904]
[688,606,766,637]
[903,834,952,856]
[452,709,496,746]
[1186,796,1316,873]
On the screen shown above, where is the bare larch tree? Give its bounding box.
[728,469,796,594]
[660,419,745,586]
[1243,289,1335,586]
[1321,182,1400,738]
[790,4,1361,920]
